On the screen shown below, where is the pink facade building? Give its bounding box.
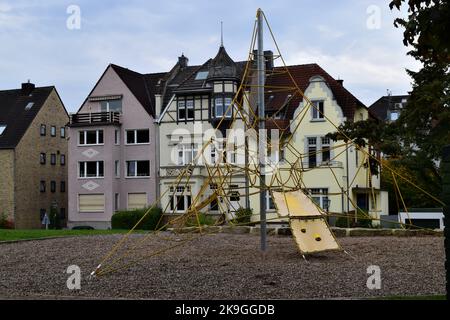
[68,64,159,229]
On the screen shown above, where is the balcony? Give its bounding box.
[69,112,121,127]
[302,161,344,169]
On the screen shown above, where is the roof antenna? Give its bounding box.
[220,21,224,47]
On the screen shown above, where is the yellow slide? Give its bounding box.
[272,190,342,254]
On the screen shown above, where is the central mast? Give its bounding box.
[257,8,267,252]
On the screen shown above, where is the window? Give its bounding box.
[169,186,191,213]
[78,194,105,212]
[308,188,329,210]
[40,181,46,193]
[114,193,120,211]
[40,209,46,221]
[79,130,104,145]
[50,181,56,193]
[40,124,46,136]
[60,208,66,220]
[50,153,56,165]
[51,126,56,137]
[215,98,224,118]
[321,137,331,164]
[186,99,194,120]
[312,101,325,120]
[195,71,209,80]
[308,137,317,168]
[115,130,120,145]
[126,129,150,144]
[100,99,122,112]
[60,127,66,138]
[60,154,66,166]
[228,138,238,164]
[115,160,120,178]
[177,99,194,121]
[128,193,147,210]
[40,153,46,165]
[177,144,198,165]
[25,102,34,110]
[210,144,217,164]
[61,181,66,193]
[224,97,233,117]
[126,160,150,177]
[0,125,7,135]
[178,100,186,120]
[79,161,104,178]
[267,191,276,210]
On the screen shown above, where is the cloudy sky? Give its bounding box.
[0,0,419,112]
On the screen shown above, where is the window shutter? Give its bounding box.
[79,194,105,212]
[128,193,147,210]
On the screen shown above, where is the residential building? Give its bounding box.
[67,64,159,229]
[369,94,409,122]
[0,82,69,229]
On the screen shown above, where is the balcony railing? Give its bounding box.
[69,112,121,126]
[302,160,344,169]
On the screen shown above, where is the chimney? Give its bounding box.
[264,50,274,71]
[21,80,35,95]
[337,79,344,86]
[178,54,188,69]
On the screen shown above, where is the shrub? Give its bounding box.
[185,213,217,227]
[335,210,373,228]
[0,212,14,229]
[233,208,253,225]
[112,207,163,230]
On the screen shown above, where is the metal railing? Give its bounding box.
[69,112,121,125]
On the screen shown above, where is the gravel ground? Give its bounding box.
[0,233,445,299]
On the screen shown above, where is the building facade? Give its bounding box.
[0,83,69,229]
[67,64,159,229]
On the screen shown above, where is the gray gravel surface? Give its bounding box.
[0,233,445,299]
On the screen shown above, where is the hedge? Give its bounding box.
[111,207,163,230]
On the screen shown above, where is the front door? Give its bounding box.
[356,193,369,212]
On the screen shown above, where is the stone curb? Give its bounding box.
[167,226,443,237]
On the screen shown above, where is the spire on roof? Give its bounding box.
[220,21,224,47]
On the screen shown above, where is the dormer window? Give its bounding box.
[0,125,6,135]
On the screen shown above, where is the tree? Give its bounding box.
[327,0,449,209]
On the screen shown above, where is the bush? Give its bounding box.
[233,208,253,225]
[335,210,373,228]
[112,207,163,230]
[185,213,217,227]
[0,212,14,229]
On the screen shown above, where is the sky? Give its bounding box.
[0,0,419,113]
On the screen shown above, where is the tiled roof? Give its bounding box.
[369,95,409,121]
[0,86,54,149]
[265,64,367,121]
[110,64,158,118]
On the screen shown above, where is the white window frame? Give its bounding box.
[215,98,224,118]
[125,129,150,145]
[78,130,104,146]
[224,97,233,118]
[126,160,150,178]
[308,188,329,210]
[177,144,198,165]
[178,100,186,121]
[266,191,276,211]
[186,99,194,120]
[311,100,325,120]
[169,186,192,213]
[78,161,104,179]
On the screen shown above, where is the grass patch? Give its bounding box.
[0,229,144,242]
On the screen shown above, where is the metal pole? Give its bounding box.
[257,8,267,252]
[346,141,350,228]
[442,145,450,299]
